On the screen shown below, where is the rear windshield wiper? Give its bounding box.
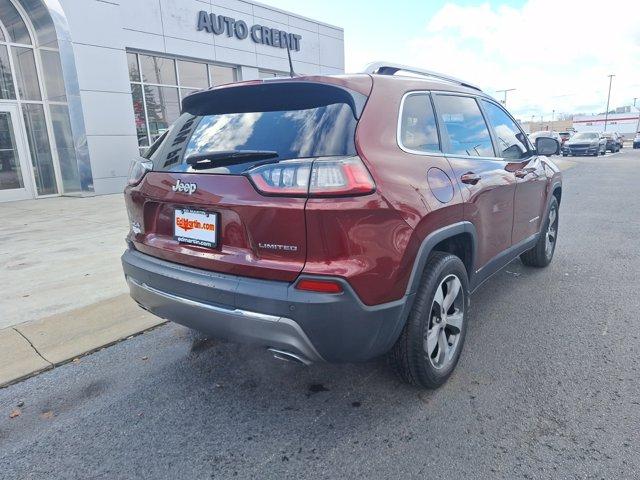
[186,150,278,169]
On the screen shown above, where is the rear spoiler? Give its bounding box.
[181,81,368,119]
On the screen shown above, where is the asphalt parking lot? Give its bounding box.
[2,149,639,480]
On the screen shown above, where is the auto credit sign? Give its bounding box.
[197,11,302,51]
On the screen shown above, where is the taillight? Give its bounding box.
[309,157,376,196]
[127,158,153,186]
[295,279,343,294]
[246,156,375,197]
[247,160,310,195]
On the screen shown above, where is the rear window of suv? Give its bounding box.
[146,82,366,174]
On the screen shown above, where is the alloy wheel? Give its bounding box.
[545,206,558,258]
[424,274,465,369]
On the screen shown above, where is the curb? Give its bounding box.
[1,294,164,388]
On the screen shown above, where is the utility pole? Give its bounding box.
[496,88,516,106]
[604,74,614,132]
[552,109,555,130]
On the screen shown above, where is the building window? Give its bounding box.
[127,52,237,153]
[0,0,79,195]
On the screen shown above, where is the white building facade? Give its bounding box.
[0,0,345,202]
[573,112,640,137]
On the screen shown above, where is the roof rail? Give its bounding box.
[362,62,482,92]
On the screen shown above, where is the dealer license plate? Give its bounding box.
[173,208,218,248]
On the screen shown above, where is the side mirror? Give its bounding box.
[535,136,559,156]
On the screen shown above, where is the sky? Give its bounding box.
[264,0,640,120]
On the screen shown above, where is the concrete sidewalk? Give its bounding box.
[1,194,129,327]
[1,195,163,386]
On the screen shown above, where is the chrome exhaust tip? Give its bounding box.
[268,348,311,366]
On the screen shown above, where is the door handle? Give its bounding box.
[514,167,537,178]
[460,172,481,185]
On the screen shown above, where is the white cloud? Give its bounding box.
[350,0,640,118]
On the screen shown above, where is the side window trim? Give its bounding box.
[432,92,498,159]
[396,90,444,156]
[479,98,534,158]
[475,97,500,158]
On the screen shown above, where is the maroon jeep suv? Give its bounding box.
[122,63,562,388]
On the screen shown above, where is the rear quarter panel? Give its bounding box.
[305,76,465,305]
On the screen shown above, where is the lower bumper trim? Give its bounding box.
[126,276,324,363]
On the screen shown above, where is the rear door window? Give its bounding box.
[481,100,530,159]
[398,93,440,152]
[433,95,495,157]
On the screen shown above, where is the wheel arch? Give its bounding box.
[536,180,561,239]
[552,184,562,205]
[404,222,477,297]
[377,221,477,360]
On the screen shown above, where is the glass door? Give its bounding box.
[0,103,33,201]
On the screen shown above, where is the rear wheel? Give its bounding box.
[388,252,468,389]
[521,197,559,267]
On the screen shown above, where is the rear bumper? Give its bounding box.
[122,248,409,363]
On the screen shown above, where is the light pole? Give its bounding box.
[496,88,516,106]
[604,74,614,132]
[552,109,555,130]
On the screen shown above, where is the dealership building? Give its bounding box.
[572,109,640,137]
[0,0,345,202]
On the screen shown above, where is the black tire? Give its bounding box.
[388,252,469,389]
[520,197,559,267]
[562,153,568,157]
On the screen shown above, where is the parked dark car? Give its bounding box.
[634,133,640,149]
[562,132,606,156]
[122,62,562,389]
[602,132,621,152]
